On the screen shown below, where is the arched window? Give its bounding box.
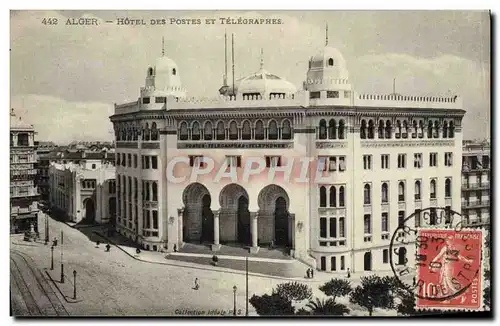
[364,184,371,205]
[442,121,448,138]
[204,121,213,140]
[378,120,384,139]
[398,181,405,202]
[381,182,389,203]
[396,120,402,139]
[319,119,327,139]
[148,67,153,76]
[434,121,439,138]
[329,186,336,207]
[319,186,327,207]
[402,120,408,138]
[385,120,392,139]
[144,123,150,141]
[242,120,251,140]
[151,122,159,141]
[216,121,225,140]
[339,186,345,207]
[445,178,451,197]
[419,120,424,138]
[430,179,437,199]
[152,182,158,201]
[328,58,334,66]
[360,120,367,139]
[268,120,278,140]
[229,121,238,140]
[427,120,433,139]
[415,180,421,200]
[255,120,264,140]
[338,120,345,139]
[179,122,188,140]
[368,120,375,139]
[172,68,176,75]
[328,119,337,139]
[192,121,201,140]
[282,120,292,140]
[449,121,455,138]
[412,120,418,138]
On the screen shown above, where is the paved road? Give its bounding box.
[10,214,398,316]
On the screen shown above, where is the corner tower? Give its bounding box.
[303,24,352,100]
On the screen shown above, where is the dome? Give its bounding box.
[154,55,178,72]
[309,45,347,70]
[235,68,297,97]
[10,109,33,130]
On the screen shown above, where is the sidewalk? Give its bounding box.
[92,230,403,284]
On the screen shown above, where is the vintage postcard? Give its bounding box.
[9,10,491,318]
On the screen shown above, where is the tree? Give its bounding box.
[249,292,295,316]
[305,298,350,316]
[275,281,313,302]
[319,278,352,302]
[349,275,395,316]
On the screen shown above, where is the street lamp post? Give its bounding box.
[233,285,237,316]
[73,270,77,299]
[246,256,249,316]
[50,246,54,270]
[44,214,49,245]
[60,230,64,283]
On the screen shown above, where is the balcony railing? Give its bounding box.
[462,217,490,227]
[462,200,490,209]
[461,183,490,190]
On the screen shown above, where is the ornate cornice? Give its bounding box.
[294,128,315,134]
[361,140,455,148]
[116,141,138,149]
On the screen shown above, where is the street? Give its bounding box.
[10,214,398,316]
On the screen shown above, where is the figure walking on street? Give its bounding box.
[106,243,111,252]
[193,278,199,290]
[310,268,314,278]
[347,268,351,278]
[306,269,310,279]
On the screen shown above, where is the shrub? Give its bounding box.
[275,281,313,302]
[319,278,352,301]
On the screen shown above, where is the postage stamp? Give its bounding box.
[415,228,484,311]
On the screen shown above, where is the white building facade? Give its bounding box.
[110,41,465,272]
[49,159,116,224]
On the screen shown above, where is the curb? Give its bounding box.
[92,231,320,282]
[44,269,83,304]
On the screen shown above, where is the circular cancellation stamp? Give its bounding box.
[389,207,486,312]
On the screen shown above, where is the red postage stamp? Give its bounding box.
[415,228,484,311]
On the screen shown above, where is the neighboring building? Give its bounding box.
[35,141,58,203]
[48,152,116,224]
[461,140,490,226]
[110,36,465,272]
[10,109,39,233]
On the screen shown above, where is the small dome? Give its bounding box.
[10,110,33,130]
[236,69,297,97]
[309,46,347,69]
[154,55,178,72]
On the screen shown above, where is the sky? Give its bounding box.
[9,10,490,144]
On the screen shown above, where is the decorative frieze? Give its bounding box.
[141,142,160,149]
[315,141,347,149]
[116,141,138,149]
[361,140,455,148]
[294,128,315,134]
[177,142,294,149]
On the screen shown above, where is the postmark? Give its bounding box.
[389,207,486,312]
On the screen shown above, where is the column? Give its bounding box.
[211,210,221,251]
[177,207,184,247]
[289,213,295,257]
[250,212,259,253]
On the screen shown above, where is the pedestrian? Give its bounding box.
[306,268,310,279]
[310,268,314,278]
[347,268,351,278]
[53,237,58,246]
[136,247,141,255]
[106,243,111,252]
[173,244,178,252]
[194,278,199,290]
